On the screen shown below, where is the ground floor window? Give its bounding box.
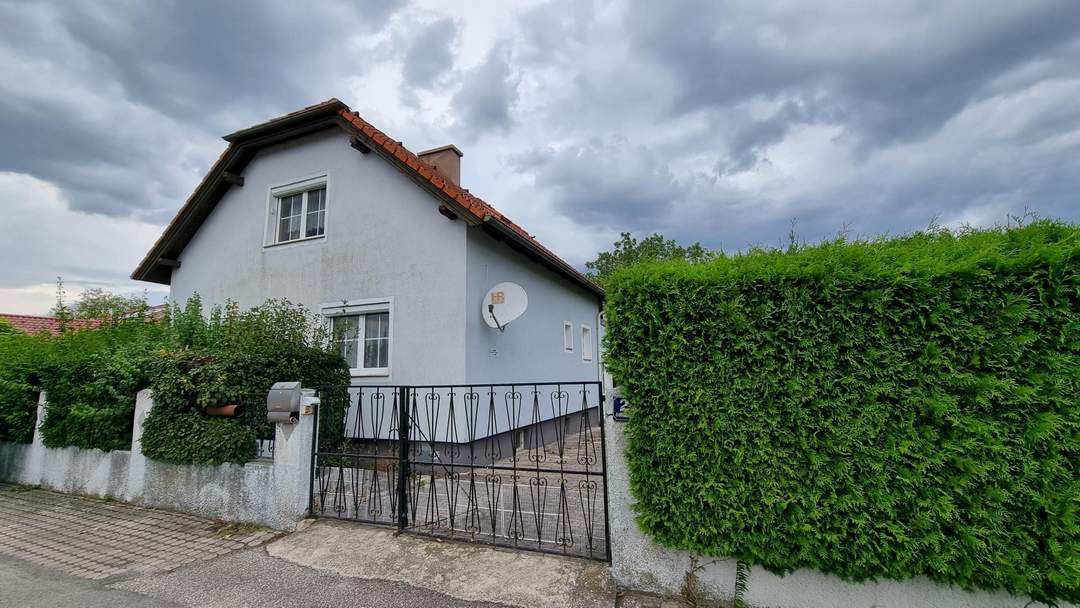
[325,299,392,376]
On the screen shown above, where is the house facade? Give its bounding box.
[133,99,603,387]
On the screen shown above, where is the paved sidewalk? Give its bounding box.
[268,519,615,608]
[0,483,278,580]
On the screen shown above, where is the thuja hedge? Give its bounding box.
[139,297,350,466]
[0,319,165,449]
[604,221,1080,604]
[0,329,49,443]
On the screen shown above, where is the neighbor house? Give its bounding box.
[132,99,603,387]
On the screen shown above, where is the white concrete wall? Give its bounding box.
[601,395,1072,608]
[168,129,468,385]
[0,390,316,531]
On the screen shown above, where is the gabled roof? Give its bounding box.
[0,314,100,336]
[132,99,602,298]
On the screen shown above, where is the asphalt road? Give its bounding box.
[0,548,508,608]
[0,552,183,608]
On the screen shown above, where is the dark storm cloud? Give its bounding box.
[510,139,685,229]
[402,17,458,89]
[0,0,403,220]
[627,0,1080,151]
[494,0,1080,254]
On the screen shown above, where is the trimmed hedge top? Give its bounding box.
[604,221,1080,604]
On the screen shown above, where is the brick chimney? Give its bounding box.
[417,144,463,186]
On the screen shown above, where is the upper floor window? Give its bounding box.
[276,186,325,243]
[268,175,327,246]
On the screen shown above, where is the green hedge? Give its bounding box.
[0,331,49,443]
[604,221,1080,604]
[38,322,165,452]
[0,318,164,449]
[139,298,350,465]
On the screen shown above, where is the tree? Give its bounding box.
[0,318,16,336]
[50,279,148,322]
[585,232,713,283]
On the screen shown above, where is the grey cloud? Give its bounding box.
[628,0,1080,153]
[451,45,518,136]
[516,139,686,231]
[402,17,458,89]
[0,0,404,220]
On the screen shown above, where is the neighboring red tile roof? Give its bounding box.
[0,314,101,336]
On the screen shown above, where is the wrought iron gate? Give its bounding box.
[308,382,609,560]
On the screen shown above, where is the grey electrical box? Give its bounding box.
[267,381,301,424]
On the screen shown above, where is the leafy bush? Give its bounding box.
[37,321,165,451]
[0,331,50,443]
[139,297,350,465]
[604,221,1080,604]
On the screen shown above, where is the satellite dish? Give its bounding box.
[484,282,528,332]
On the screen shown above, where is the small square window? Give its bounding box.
[581,325,593,361]
[271,181,327,244]
[563,321,573,352]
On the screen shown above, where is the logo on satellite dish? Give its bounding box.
[484,282,528,332]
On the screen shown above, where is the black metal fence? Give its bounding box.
[309,382,609,560]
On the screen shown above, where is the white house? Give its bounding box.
[132,99,604,387]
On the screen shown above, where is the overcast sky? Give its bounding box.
[2,0,1080,314]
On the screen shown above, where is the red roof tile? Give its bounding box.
[0,314,100,336]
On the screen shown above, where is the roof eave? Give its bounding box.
[480,217,604,299]
[132,101,350,284]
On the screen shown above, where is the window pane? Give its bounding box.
[342,340,357,368]
[362,312,389,369]
[305,188,325,238]
[365,312,389,339]
[331,316,359,368]
[364,337,389,369]
[277,194,303,242]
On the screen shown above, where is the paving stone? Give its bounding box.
[0,483,283,581]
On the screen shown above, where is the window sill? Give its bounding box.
[350,368,390,378]
[264,234,325,249]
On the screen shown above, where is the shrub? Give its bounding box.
[0,331,50,443]
[139,298,350,465]
[37,320,165,451]
[604,221,1080,604]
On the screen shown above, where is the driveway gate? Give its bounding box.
[308,382,609,560]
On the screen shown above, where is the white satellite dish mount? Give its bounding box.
[484,282,528,332]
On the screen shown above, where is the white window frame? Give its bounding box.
[265,173,329,247]
[321,297,393,377]
[563,321,574,352]
[581,325,593,361]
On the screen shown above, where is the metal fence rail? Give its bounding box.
[309,382,609,561]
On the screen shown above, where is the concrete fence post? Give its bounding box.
[32,391,47,446]
[131,389,154,455]
[271,387,317,525]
